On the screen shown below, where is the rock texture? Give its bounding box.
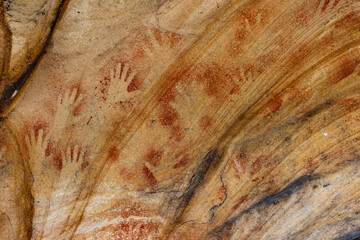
[0,0,359,239]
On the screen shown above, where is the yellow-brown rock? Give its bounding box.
[0,0,359,239]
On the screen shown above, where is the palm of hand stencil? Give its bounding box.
[59,145,85,187]
[107,63,137,105]
[144,30,174,61]
[24,128,53,239]
[25,129,50,180]
[170,81,211,130]
[43,145,86,239]
[53,89,83,135]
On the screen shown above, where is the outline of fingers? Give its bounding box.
[54,88,84,129]
[108,63,138,102]
[25,129,49,157]
[25,129,50,173]
[58,88,83,109]
[316,0,337,15]
[245,14,262,32]
[61,145,85,175]
[239,66,254,82]
[144,30,161,59]
[144,30,171,59]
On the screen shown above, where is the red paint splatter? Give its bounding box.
[31,121,49,136]
[217,186,226,202]
[307,127,313,134]
[53,153,63,172]
[109,220,160,239]
[142,165,157,187]
[229,85,240,95]
[232,195,249,210]
[294,4,313,26]
[156,87,185,141]
[252,176,265,182]
[157,89,177,125]
[68,84,84,116]
[336,98,358,111]
[306,158,316,170]
[0,138,9,167]
[108,146,120,162]
[127,74,141,92]
[333,0,341,8]
[170,125,185,141]
[173,155,189,169]
[251,156,270,175]
[81,161,90,171]
[320,0,331,11]
[145,148,163,167]
[199,116,213,131]
[197,62,237,98]
[169,32,184,47]
[151,28,162,45]
[268,97,283,114]
[288,86,299,101]
[130,41,147,63]
[319,0,340,12]
[202,65,224,96]
[335,12,358,28]
[234,27,247,43]
[119,167,134,179]
[231,154,248,178]
[256,51,278,74]
[335,58,359,83]
[158,104,178,126]
[45,140,56,158]
[118,202,150,219]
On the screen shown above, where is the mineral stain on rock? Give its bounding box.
[0,0,359,239]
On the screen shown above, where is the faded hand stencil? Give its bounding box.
[0,0,360,239]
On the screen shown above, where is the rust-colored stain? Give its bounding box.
[53,153,63,172]
[142,165,157,187]
[306,158,316,170]
[268,97,283,114]
[231,154,249,178]
[1,0,360,239]
[336,58,359,82]
[199,115,213,131]
[145,148,163,167]
[251,156,271,175]
[108,146,120,162]
[173,155,189,169]
[157,89,178,126]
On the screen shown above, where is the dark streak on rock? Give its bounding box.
[0,0,69,114]
[302,99,333,119]
[171,149,222,225]
[335,229,360,240]
[209,173,320,238]
[205,170,227,224]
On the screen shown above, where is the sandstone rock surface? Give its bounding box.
[0,0,359,239]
